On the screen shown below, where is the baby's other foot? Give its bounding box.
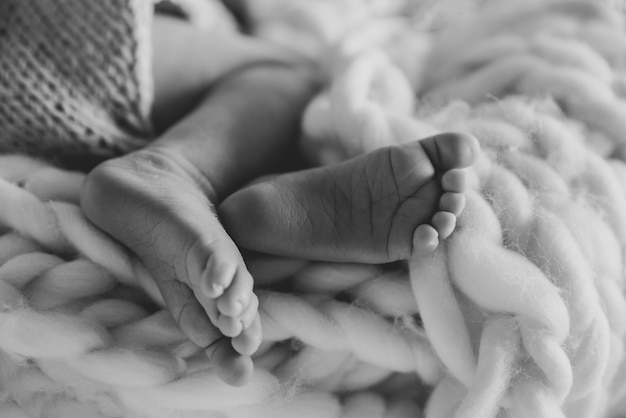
[219,133,479,262]
[81,150,261,384]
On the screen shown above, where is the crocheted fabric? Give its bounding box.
[2,1,626,418]
[0,0,154,160]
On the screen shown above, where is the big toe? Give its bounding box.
[231,315,262,356]
[420,132,480,171]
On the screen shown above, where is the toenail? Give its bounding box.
[208,283,224,297]
[413,225,439,254]
[234,300,244,315]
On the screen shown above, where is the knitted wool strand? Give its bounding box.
[298,1,626,416]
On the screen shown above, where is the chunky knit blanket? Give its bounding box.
[2,0,626,417]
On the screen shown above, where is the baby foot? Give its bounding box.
[219,132,479,262]
[81,149,261,385]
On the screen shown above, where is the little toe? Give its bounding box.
[218,315,243,338]
[205,339,254,387]
[217,267,254,317]
[163,280,223,348]
[231,315,262,356]
[441,169,467,193]
[421,132,480,171]
[236,293,260,330]
[216,295,258,338]
[440,193,465,216]
[432,211,457,240]
[413,224,439,254]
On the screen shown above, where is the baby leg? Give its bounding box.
[219,132,479,262]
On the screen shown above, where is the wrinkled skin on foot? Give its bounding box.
[219,132,480,262]
[81,149,261,386]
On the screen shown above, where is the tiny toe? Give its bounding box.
[218,315,243,338]
[216,295,257,338]
[206,339,254,386]
[161,279,222,347]
[413,224,439,254]
[238,293,259,330]
[232,315,262,356]
[432,211,457,240]
[441,169,467,193]
[439,193,465,216]
[217,268,253,317]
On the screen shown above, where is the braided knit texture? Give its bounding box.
[2,0,626,417]
[0,0,154,159]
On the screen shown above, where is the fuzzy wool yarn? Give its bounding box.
[2,0,626,417]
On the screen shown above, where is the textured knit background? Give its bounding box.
[2,0,626,417]
[0,0,155,159]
